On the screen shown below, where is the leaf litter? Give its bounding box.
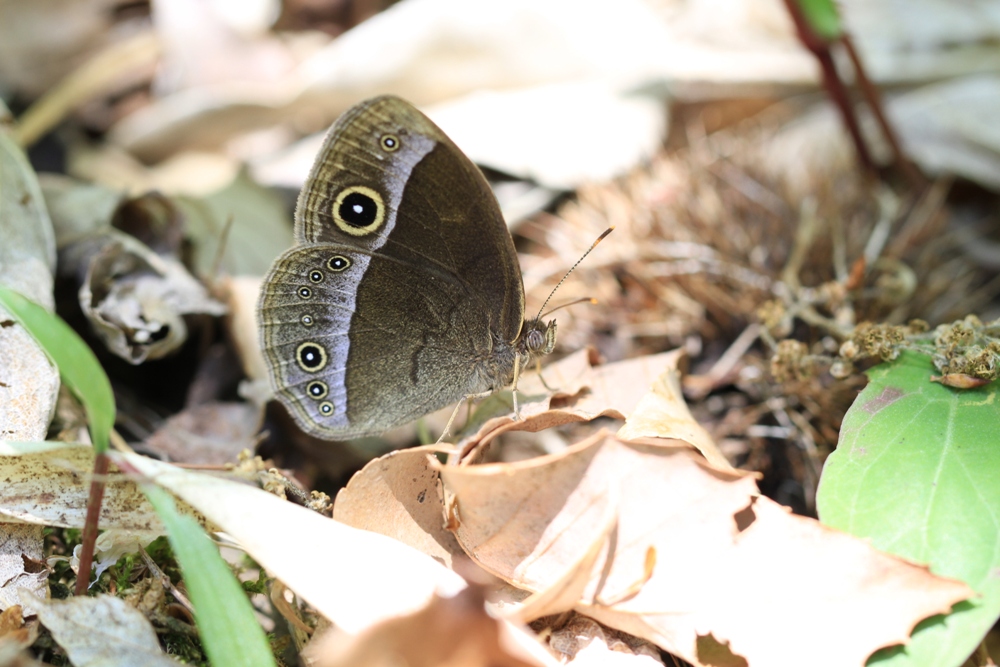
[3,1,1000,665]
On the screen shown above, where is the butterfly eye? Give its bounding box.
[297,286,312,299]
[296,342,328,372]
[380,134,400,152]
[526,328,544,352]
[327,256,350,272]
[309,270,324,283]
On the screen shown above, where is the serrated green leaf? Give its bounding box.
[0,286,114,452]
[817,351,1000,667]
[795,0,842,40]
[144,485,276,667]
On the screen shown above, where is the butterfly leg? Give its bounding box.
[436,390,492,443]
[535,358,556,392]
[511,354,522,420]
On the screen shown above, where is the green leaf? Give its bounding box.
[817,351,1000,667]
[0,286,115,452]
[795,0,842,40]
[143,485,276,667]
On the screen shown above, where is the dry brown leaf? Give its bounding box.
[0,605,39,654]
[546,615,663,666]
[439,433,973,667]
[0,524,47,616]
[617,362,730,469]
[304,584,558,667]
[457,349,686,455]
[333,446,464,568]
[145,401,261,465]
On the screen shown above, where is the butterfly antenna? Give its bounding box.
[534,227,613,320]
[541,296,597,319]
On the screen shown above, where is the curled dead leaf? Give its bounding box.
[438,432,972,667]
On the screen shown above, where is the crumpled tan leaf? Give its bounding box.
[456,349,723,464]
[61,230,226,363]
[438,432,973,667]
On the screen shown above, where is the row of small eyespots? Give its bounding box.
[292,254,352,419]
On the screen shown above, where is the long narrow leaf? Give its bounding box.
[143,485,276,667]
[0,286,114,452]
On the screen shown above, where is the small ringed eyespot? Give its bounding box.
[380,134,400,152]
[318,401,334,415]
[327,255,350,272]
[296,342,327,372]
[297,286,312,299]
[307,380,328,399]
[301,314,314,326]
[309,270,324,283]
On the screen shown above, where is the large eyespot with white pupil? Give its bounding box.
[318,401,334,416]
[296,342,327,372]
[327,255,350,272]
[297,286,312,299]
[380,134,400,152]
[333,186,385,236]
[306,380,328,399]
[308,270,324,283]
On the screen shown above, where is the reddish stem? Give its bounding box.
[841,34,925,188]
[74,452,109,597]
[780,0,876,173]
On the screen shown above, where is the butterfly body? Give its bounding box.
[258,96,555,439]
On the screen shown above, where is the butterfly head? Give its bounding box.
[521,318,557,362]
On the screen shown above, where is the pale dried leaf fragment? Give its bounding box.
[334,446,463,568]
[440,434,972,667]
[0,132,59,443]
[459,350,686,455]
[24,591,182,667]
[0,524,47,616]
[0,441,205,534]
[69,529,159,582]
[617,358,731,469]
[219,275,267,381]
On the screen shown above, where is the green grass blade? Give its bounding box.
[0,286,114,452]
[144,485,276,667]
[795,0,842,40]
